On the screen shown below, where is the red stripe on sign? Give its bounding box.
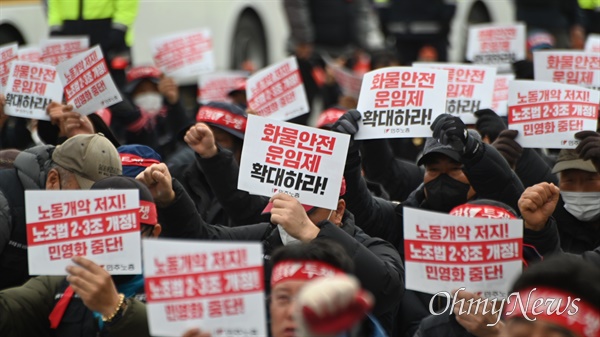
[145,266,264,302]
[248,70,301,111]
[27,209,140,246]
[508,102,598,124]
[404,238,522,265]
[64,59,108,101]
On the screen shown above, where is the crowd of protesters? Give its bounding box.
[1,0,600,337]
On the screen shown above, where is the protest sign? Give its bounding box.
[585,34,600,54]
[18,46,42,63]
[3,61,62,120]
[413,63,496,124]
[491,74,515,117]
[534,51,600,90]
[508,80,599,149]
[197,71,248,104]
[404,207,523,298]
[323,56,363,98]
[143,239,266,337]
[40,37,89,66]
[25,189,141,275]
[56,45,123,114]
[354,67,448,140]
[151,29,215,78]
[246,57,309,120]
[0,43,18,91]
[238,115,349,210]
[466,23,526,72]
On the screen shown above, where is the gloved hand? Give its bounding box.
[296,276,373,337]
[107,28,127,52]
[331,109,361,160]
[492,130,523,168]
[431,114,480,157]
[575,130,600,173]
[474,109,506,143]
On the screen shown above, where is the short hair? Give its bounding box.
[270,239,354,275]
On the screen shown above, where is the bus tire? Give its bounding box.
[231,11,267,71]
[0,24,25,45]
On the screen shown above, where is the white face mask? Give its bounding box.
[134,92,163,115]
[277,210,335,246]
[561,191,600,222]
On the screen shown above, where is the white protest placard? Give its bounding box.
[151,29,215,78]
[404,207,523,298]
[0,43,18,91]
[40,37,89,66]
[324,56,363,98]
[413,63,496,124]
[246,57,309,120]
[18,46,42,63]
[25,189,141,275]
[57,45,122,115]
[197,71,248,104]
[585,34,600,54]
[491,74,515,117]
[534,50,600,90]
[508,80,599,149]
[466,23,526,72]
[143,239,266,337]
[238,115,349,210]
[3,61,63,120]
[354,67,448,140]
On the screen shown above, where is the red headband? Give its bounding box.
[504,287,600,337]
[271,260,346,287]
[127,66,162,82]
[140,200,158,226]
[119,153,160,168]
[450,205,517,219]
[196,106,247,132]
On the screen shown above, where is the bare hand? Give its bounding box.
[518,182,560,231]
[158,76,179,104]
[269,193,319,242]
[136,163,175,207]
[66,256,121,317]
[184,123,218,158]
[182,328,211,337]
[453,290,504,337]
[47,102,94,138]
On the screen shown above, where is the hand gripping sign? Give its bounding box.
[25,189,141,275]
[246,57,309,121]
[0,43,18,91]
[508,80,599,149]
[238,115,350,210]
[40,37,89,66]
[534,50,600,91]
[151,29,215,78]
[143,239,266,337]
[56,45,123,115]
[466,23,526,73]
[3,61,63,120]
[197,71,248,104]
[413,63,497,124]
[323,55,363,99]
[404,207,523,298]
[354,67,449,140]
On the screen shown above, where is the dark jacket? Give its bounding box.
[0,145,54,289]
[514,148,558,188]
[0,117,33,150]
[158,179,404,335]
[553,197,600,254]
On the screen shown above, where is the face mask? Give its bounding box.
[561,191,600,222]
[134,93,163,115]
[424,174,471,213]
[30,129,45,146]
[277,225,301,246]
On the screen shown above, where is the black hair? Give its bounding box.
[510,255,600,310]
[270,239,355,275]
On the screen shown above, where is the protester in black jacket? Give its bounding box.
[135,163,404,336]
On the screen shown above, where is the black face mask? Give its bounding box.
[424,174,471,213]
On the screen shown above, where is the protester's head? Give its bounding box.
[47,133,122,190]
[504,255,600,337]
[195,102,247,162]
[0,149,19,169]
[552,149,600,222]
[526,30,555,61]
[316,107,346,130]
[118,144,162,178]
[125,66,163,114]
[269,240,354,337]
[450,199,518,219]
[417,130,481,212]
[227,78,248,108]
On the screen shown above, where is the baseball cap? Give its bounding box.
[196,101,247,139]
[551,149,597,173]
[316,107,346,129]
[118,144,162,178]
[417,129,482,166]
[52,133,122,189]
[262,178,347,214]
[124,66,162,94]
[527,30,555,52]
[91,176,157,226]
